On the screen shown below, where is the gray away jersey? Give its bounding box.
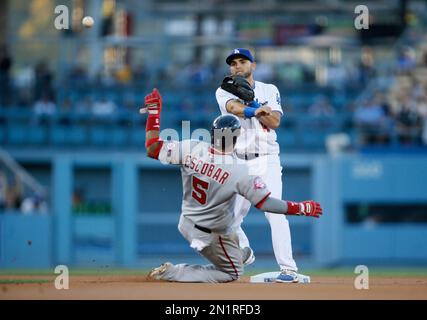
[158,140,271,233]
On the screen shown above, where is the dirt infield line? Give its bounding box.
[0,275,426,300]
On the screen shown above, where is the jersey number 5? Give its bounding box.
[192,176,209,205]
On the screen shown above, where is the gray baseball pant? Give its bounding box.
[157,215,244,283]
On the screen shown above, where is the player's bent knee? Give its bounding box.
[228,273,240,282]
[177,223,184,234]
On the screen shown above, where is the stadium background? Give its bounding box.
[0,0,427,295]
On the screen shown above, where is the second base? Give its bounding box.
[250,271,311,283]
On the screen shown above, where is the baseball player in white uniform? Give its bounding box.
[142,88,322,283]
[216,48,302,282]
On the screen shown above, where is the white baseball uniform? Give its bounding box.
[216,80,298,271]
[155,139,272,282]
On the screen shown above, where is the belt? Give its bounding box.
[194,224,212,234]
[236,153,262,160]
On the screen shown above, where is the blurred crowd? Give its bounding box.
[1,41,427,147]
[353,46,427,146]
[0,169,48,214]
[0,43,369,113]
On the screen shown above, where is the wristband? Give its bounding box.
[146,115,160,131]
[244,107,257,119]
[248,100,261,109]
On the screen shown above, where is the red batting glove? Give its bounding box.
[145,88,163,131]
[299,200,323,218]
[286,200,323,218]
[144,88,162,115]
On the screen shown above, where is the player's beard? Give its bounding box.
[234,70,252,79]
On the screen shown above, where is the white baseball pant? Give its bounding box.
[233,154,298,271]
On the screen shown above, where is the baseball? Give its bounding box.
[82,16,94,28]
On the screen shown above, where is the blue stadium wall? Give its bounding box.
[1,151,427,268]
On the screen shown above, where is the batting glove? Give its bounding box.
[144,88,162,115]
[299,200,323,218]
[286,200,323,218]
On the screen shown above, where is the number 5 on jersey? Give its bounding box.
[192,176,209,205]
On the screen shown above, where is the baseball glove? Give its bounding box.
[220,75,254,102]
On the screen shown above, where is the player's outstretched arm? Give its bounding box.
[256,196,323,218]
[239,176,322,218]
[143,88,163,159]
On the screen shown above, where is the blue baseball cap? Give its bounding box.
[226,48,254,65]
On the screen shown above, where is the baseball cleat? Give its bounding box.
[276,269,299,283]
[242,247,256,266]
[148,262,172,280]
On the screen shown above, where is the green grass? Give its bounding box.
[0,279,51,284]
[0,268,149,276]
[0,269,54,276]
